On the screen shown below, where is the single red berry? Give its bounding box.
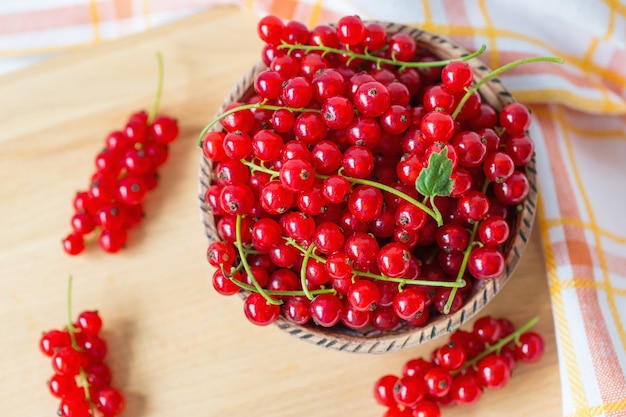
[477,215,510,246]
[373,374,399,407]
[347,184,384,222]
[413,400,441,417]
[477,353,511,390]
[500,102,531,135]
[212,268,242,296]
[420,111,455,143]
[257,15,284,44]
[468,246,505,279]
[389,33,417,61]
[354,81,391,117]
[347,279,381,312]
[96,387,125,416]
[435,342,467,370]
[393,287,427,320]
[309,293,343,327]
[281,76,313,108]
[97,228,127,253]
[441,61,473,93]
[393,375,426,407]
[283,296,311,325]
[40,329,71,356]
[335,15,366,45]
[62,233,85,255]
[424,366,453,397]
[515,331,545,363]
[150,116,179,144]
[279,158,315,192]
[493,170,530,205]
[243,293,280,326]
[76,310,102,335]
[473,316,502,344]
[451,373,482,405]
[51,347,84,376]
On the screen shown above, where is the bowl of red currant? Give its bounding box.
[198,15,545,353]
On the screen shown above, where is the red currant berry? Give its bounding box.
[393,375,426,407]
[335,15,366,45]
[257,15,284,44]
[373,374,399,407]
[424,366,453,397]
[62,233,85,255]
[76,310,102,335]
[243,293,280,326]
[515,331,545,363]
[282,296,311,325]
[96,387,125,416]
[309,293,343,327]
[468,246,505,279]
[500,102,531,135]
[451,373,482,405]
[477,353,511,390]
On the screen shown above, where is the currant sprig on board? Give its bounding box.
[62,52,180,255]
[39,276,125,417]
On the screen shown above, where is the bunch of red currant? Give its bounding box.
[201,15,560,328]
[373,316,544,416]
[62,54,180,255]
[39,279,124,417]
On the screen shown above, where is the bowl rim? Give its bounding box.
[198,22,537,354]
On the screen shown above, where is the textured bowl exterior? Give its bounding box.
[198,22,537,353]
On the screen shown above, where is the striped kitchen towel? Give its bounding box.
[2,1,624,415]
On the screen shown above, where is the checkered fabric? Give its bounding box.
[2,1,624,415]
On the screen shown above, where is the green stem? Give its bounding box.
[241,159,442,225]
[429,195,442,227]
[443,221,480,314]
[278,41,487,71]
[227,273,336,297]
[285,237,464,288]
[356,270,466,288]
[285,238,327,263]
[300,243,317,300]
[451,56,564,119]
[443,180,491,314]
[148,52,164,124]
[235,215,281,305]
[338,174,442,226]
[198,102,320,146]
[455,316,540,373]
[66,276,95,411]
[66,275,79,350]
[240,159,278,177]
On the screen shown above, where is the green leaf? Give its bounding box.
[415,147,455,197]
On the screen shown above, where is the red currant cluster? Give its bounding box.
[373,316,544,416]
[62,111,179,255]
[39,302,124,417]
[201,15,557,328]
[62,53,180,255]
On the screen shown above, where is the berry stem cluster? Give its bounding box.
[39,276,125,417]
[62,52,180,255]
[277,40,488,72]
[373,315,545,416]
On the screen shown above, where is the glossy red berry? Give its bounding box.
[243,293,280,326]
[335,15,367,45]
[477,354,511,390]
[309,293,343,327]
[515,332,545,363]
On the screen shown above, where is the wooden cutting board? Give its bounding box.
[0,6,561,416]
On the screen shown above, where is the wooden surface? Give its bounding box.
[0,6,561,417]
